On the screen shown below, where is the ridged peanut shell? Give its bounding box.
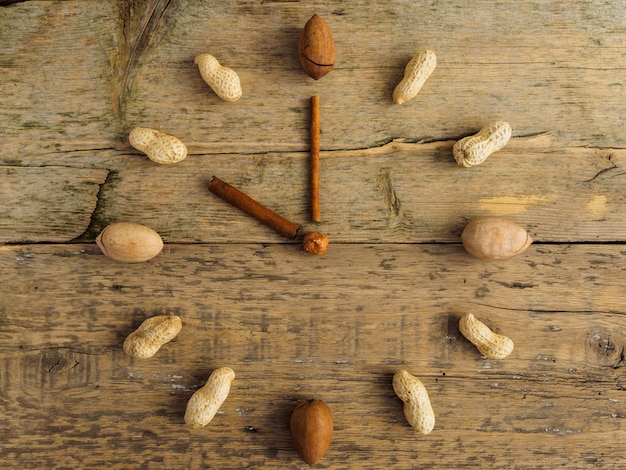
[128,127,187,164]
[96,222,163,263]
[290,399,333,465]
[459,313,514,359]
[453,121,512,167]
[195,54,242,102]
[184,367,236,428]
[392,50,437,104]
[461,217,532,260]
[392,370,435,435]
[123,315,182,359]
[298,14,335,80]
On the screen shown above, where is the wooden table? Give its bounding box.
[2,1,626,468]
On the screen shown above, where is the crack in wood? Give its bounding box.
[0,0,29,6]
[586,152,620,183]
[495,281,537,289]
[614,347,626,369]
[40,348,83,375]
[70,169,114,242]
[46,357,80,374]
[114,0,176,119]
[377,168,402,218]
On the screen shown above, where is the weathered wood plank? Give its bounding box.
[2,243,625,356]
[1,364,624,468]
[79,135,625,244]
[0,166,108,242]
[1,243,625,468]
[2,136,624,244]
[2,0,626,168]
[0,1,123,156]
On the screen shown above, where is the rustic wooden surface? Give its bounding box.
[1,1,626,468]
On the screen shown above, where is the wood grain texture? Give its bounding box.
[2,135,624,244]
[1,0,626,468]
[1,0,625,163]
[0,166,108,242]
[1,243,625,468]
[78,136,626,244]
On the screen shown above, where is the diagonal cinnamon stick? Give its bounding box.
[310,95,321,222]
[208,176,300,240]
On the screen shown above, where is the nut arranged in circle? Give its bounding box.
[392,49,437,104]
[184,367,236,428]
[123,315,182,359]
[96,222,163,263]
[129,127,188,164]
[453,121,512,167]
[297,14,336,80]
[461,217,532,260]
[459,313,514,359]
[195,54,242,102]
[392,370,435,435]
[290,399,334,465]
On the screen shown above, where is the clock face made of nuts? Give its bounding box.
[112,14,526,463]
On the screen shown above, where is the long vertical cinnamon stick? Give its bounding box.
[208,176,300,240]
[310,95,321,222]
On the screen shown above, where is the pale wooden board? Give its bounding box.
[2,136,624,244]
[0,166,108,242]
[74,136,626,244]
[0,134,626,243]
[1,243,625,468]
[1,0,626,166]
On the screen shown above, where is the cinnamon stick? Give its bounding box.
[208,176,300,240]
[310,95,321,222]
